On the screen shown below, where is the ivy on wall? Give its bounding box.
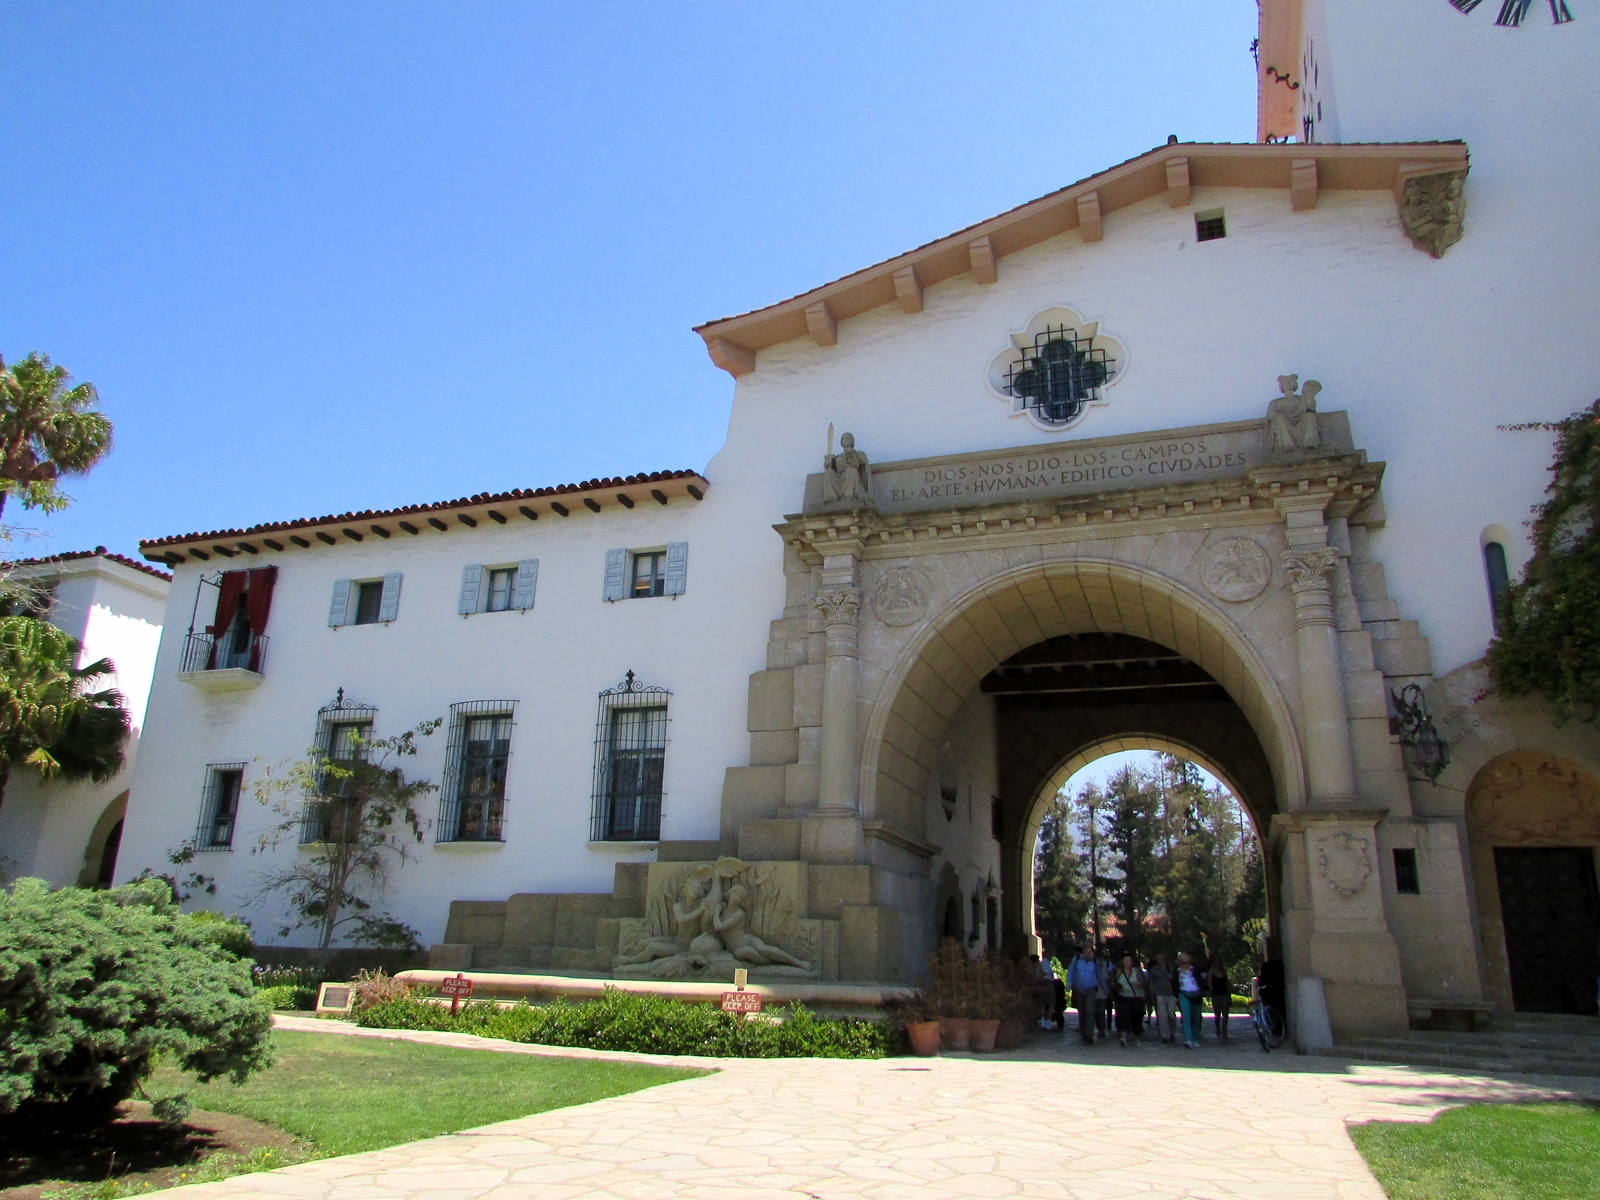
[1487,399,1600,723]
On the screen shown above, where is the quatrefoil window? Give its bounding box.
[988,306,1127,432]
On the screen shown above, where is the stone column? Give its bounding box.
[1284,544,1359,806]
[814,582,862,815]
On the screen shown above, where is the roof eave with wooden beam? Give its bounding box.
[692,140,1469,376]
[139,473,711,567]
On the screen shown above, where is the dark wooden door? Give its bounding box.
[1494,847,1600,1015]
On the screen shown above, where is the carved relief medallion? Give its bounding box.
[1201,538,1271,602]
[872,565,931,627]
[1316,832,1373,899]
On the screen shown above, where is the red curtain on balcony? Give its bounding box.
[207,571,248,668]
[245,566,277,671]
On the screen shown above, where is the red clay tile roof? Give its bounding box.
[5,546,173,583]
[139,469,709,561]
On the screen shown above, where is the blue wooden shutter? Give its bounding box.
[602,549,627,602]
[378,572,403,622]
[458,564,484,615]
[664,542,688,596]
[329,579,352,627]
[513,559,539,610]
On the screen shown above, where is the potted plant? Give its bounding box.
[928,939,972,1051]
[902,1003,942,1056]
[969,961,1001,1052]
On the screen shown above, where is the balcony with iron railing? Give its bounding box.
[178,630,269,691]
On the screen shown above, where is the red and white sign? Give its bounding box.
[720,990,763,1014]
[439,973,474,1013]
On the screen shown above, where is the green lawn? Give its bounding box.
[150,1029,707,1156]
[1350,1102,1600,1200]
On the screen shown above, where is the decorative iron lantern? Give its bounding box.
[1391,682,1449,783]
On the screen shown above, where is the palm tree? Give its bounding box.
[0,615,130,811]
[0,353,113,518]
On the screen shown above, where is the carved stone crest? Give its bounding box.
[1316,832,1372,899]
[1399,170,1467,259]
[871,565,930,627]
[1201,539,1271,602]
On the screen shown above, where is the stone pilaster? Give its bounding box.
[814,557,862,817]
[1284,544,1360,806]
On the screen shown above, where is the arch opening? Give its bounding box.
[861,559,1297,972]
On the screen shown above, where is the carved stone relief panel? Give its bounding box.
[871,564,931,627]
[1466,751,1600,846]
[1201,538,1271,602]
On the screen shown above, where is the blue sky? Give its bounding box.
[0,3,1258,561]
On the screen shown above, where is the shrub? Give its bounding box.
[180,910,255,959]
[355,987,888,1058]
[0,877,275,1118]
[352,967,413,1010]
[254,984,318,1011]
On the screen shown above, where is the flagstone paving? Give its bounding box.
[165,1015,1600,1200]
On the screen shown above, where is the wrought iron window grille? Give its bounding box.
[437,700,517,842]
[1001,325,1114,426]
[590,671,670,842]
[195,763,246,850]
[1195,211,1227,242]
[300,691,378,843]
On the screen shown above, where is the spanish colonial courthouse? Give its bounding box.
[120,1,1600,1044]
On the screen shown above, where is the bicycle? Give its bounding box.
[1248,976,1286,1051]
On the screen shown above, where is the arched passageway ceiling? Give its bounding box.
[864,559,1305,834]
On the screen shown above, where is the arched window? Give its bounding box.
[1483,541,1511,631]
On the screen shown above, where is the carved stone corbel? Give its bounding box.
[1398,169,1467,259]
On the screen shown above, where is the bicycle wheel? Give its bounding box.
[1264,1006,1286,1051]
[1252,1003,1272,1052]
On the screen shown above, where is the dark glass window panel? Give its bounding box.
[1196,214,1227,242]
[456,714,512,840]
[354,581,384,624]
[1393,848,1420,894]
[319,721,371,797]
[1484,542,1511,630]
[210,769,243,847]
[606,705,666,840]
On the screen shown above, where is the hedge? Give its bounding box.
[354,988,889,1058]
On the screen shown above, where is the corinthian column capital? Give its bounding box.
[1283,547,1339,594]
[814,587,863,627]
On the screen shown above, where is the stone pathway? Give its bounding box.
[165,1016,1600,1200]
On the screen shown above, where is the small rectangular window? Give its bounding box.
[437,701,516,842]
[1195,209,1227,242]
[197,764,245,850]
[631,552,666,598]
[991,797,1002,841]
[353,581,384,625]
[1394,848,1420,894]
[486,568,516,613]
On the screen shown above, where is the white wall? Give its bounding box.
[0,558,167,886]
[117,490,784,945]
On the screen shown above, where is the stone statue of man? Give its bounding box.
[1266,375,1322,454]
[822,432,873,506]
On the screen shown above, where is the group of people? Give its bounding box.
[1037,944,1234,1050]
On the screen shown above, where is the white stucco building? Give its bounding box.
[120,1,1599,1040]
[0,548,169,887]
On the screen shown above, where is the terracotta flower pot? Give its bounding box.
[906,1020,942,1056]
[993,1018,1019,1050]
[940,1016,972,1051]
[970,1018,1000,1052]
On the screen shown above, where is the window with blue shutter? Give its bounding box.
[377,573,402,622]
[664,542,688,596]
[513,559,539,610]
[458,564,484,615]
[602,549,626,602]
[329,579,353,627]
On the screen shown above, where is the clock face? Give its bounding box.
[1448,0,1573,25]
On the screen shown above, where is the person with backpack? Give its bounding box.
[1207,955,1233,1041]
[1067,944,1104,1045]
[1175,951,1205,1049]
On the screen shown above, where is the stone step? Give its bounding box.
[1360,1032,1600,1058]
[1321,1034,1600,1079]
